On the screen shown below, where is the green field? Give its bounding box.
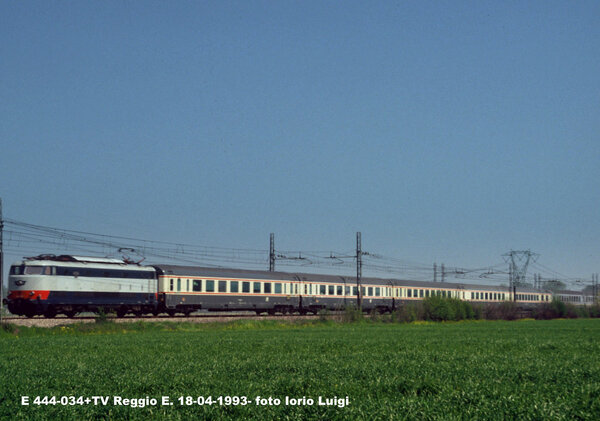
[1,319,599,420]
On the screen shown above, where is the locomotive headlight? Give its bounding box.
[15,280,26,286]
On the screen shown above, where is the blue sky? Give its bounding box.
[1,1,599,285]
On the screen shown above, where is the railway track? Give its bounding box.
[1,312,329,327]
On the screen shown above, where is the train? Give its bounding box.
[3,254,592,318]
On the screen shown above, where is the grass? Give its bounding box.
[1,319,599,420]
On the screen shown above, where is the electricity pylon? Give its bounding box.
[503,250,539,288]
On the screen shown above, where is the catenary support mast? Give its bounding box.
[0,198,4,322]
[356,232,362,310]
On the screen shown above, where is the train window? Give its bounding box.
[304,284,307,295]
[193,280,201,292]
[328,285,334,295]
[24,266,44,275]
[419,289,423,298]
[219,281,227,293]
[242,282,250,293]
[408,289,412,298]
[265,283,272,294]
[320,285,325,295]
[337,286,343,296]
[275,283,282,294]
[345,286,350,295]
[177,279,181,292]
[187,279,190,291]
[361,287,366,297]
[253,282,261,293]
[206,280,215,292]
[366,287,372,297]
[9,265,22,275]
[375,288,380,297]
[230,281,239,293]
[170,279,174,292]
[353,287,358,296]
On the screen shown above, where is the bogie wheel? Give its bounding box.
[44,308,57,318]
[65,311,77,318]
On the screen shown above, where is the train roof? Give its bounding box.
[153,264,547,293]
[555,290,589,295]
[17,254,152,268]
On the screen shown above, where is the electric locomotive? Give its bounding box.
[5,254,157,317]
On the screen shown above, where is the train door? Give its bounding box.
[388,281,395,311]
[294,276,306,314]
[341,277,349,308]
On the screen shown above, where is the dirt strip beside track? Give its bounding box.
[2,313,325,328]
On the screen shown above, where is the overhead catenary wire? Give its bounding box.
[2,218,589,288]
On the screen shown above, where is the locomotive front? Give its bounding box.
[5,258,56,317]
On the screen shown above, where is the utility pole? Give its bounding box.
[269,233,275,272]
[441,263,445,282]
[0,198,4,322]
[433,263,437,282]
[356,232,363,310]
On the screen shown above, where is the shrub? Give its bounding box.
[423,296,455,321]
[498,301,519,321]
[392,302,422,323]
[341,305,363,323]
[94,307,115,324]
[473,304,483,320]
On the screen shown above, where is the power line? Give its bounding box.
[3,218,592,288]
